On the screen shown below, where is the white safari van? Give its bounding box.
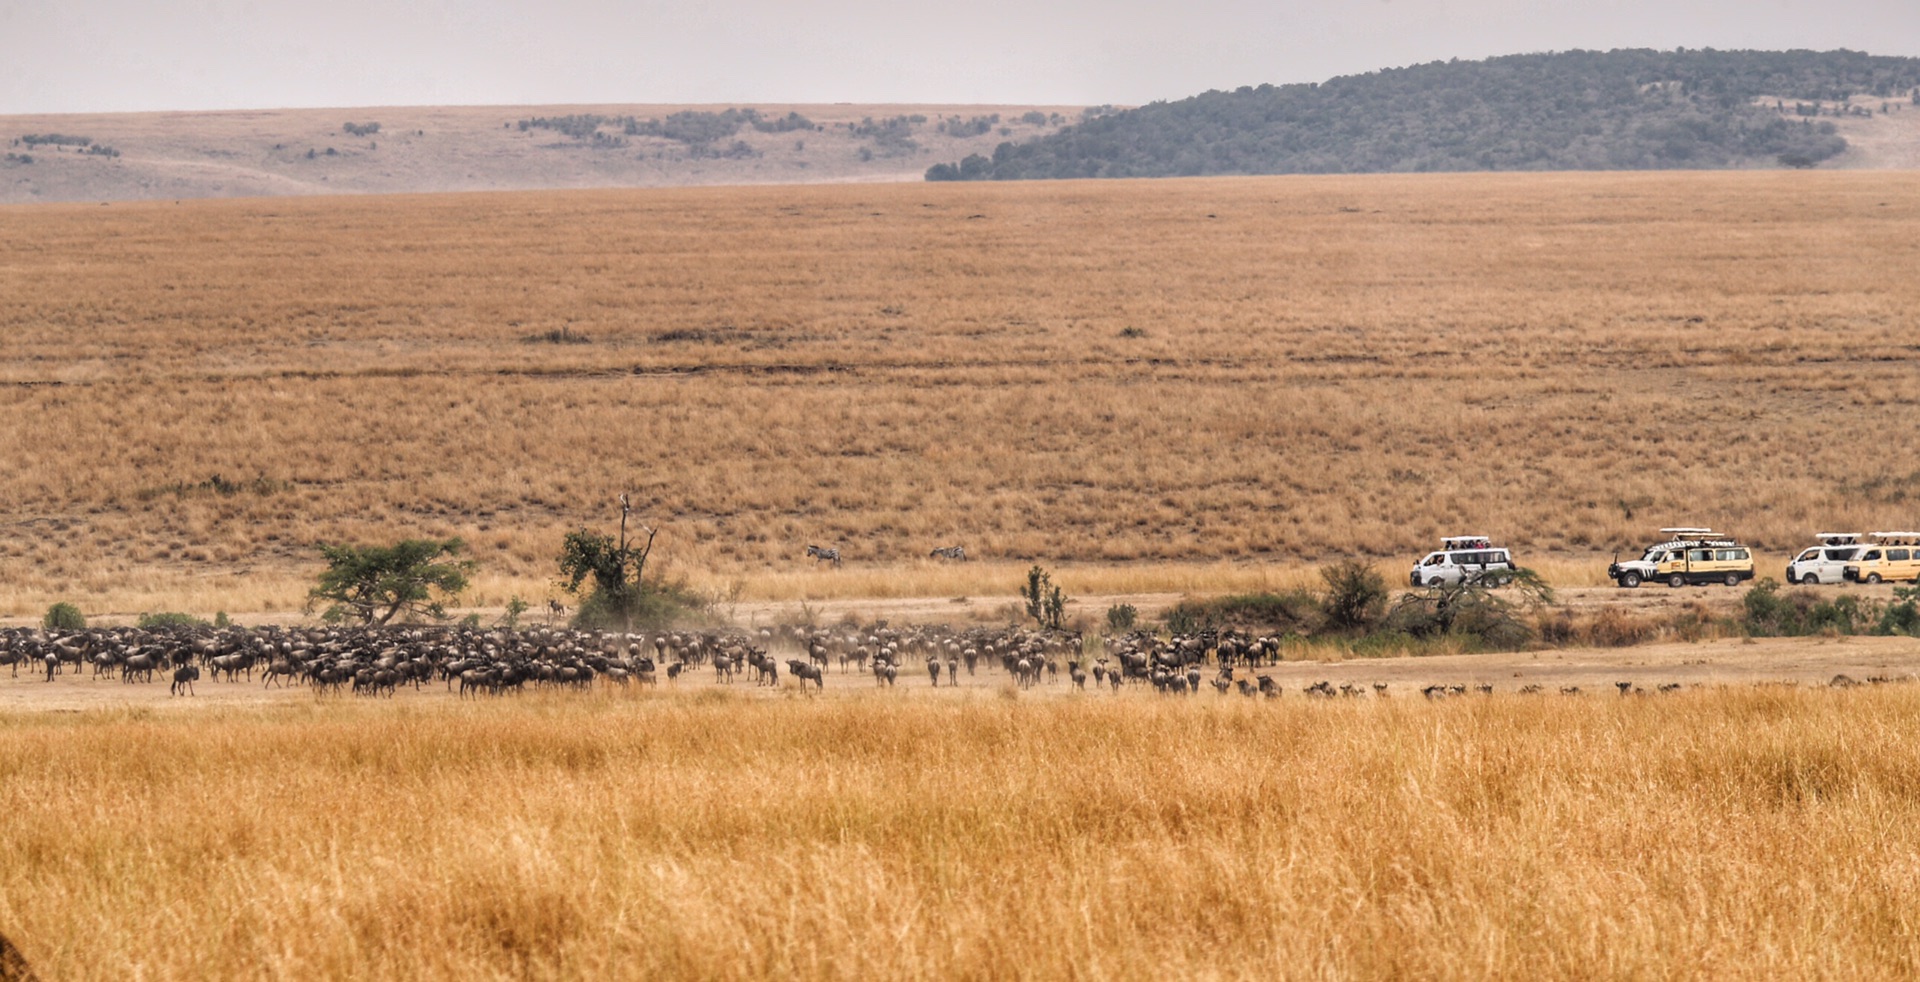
[1410,535,1516,587]
[1843,532,1920,584]
[1608,528,1755,588]
[1787,533,1863,586]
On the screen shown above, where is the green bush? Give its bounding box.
[1318,561,1387,633]
[571,577,709,631]
[43,603,85,631]
[1163,591,1318,635]
[1742,579,1875,636]
[1105,603,1137,632]
[1877,586,1920,636]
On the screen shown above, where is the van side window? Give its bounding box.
[1892,549,1911,562]
[1864,550,1883,561]
[1689,549,1711,563]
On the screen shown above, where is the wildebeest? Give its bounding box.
[170,664,201,696]
[785,659,823,691]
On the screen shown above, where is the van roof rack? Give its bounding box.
[1870,531,1920,544]
[1815,532,1862,544]
[1660,527,1718,537]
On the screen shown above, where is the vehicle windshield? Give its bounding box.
[1797,548,1820,562]
[1640,546,1667,562]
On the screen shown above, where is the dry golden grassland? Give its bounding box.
[3,171,1920,616]
[1,688,1918,979]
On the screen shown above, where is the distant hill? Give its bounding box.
[928,49,1920,181]
[0,103,1084,203]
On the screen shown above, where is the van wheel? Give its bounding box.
[1801,573,1818,586]
[1668,574,1686,588]
[1868,573,1883,584]
[1620,571,1641,588]
[1724,572,1740,587]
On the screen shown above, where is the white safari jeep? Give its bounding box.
[1787,533,1863,586]
[1410,535,1516,587]
[1608,527,1755,588]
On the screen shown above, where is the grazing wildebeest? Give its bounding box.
[804,545,841,566]
[785,659,823,691]
[170,665,200,696]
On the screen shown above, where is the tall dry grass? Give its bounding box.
[2,172,1917,614]
[1,687,1918,979]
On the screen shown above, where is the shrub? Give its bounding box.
[43,603,85,631]
[1172,591,1319,634]
[1382,572,1546,652]
[1877,586,1920,636]
[1106,602,1137,632]
[1318,561,1387,633]
[1742,579,1876,636]
[499,595,529,630]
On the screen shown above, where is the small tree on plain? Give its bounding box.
[43,603,85,631]
[1318,560,1387,633]
[1021,565,1069,631]
[306,538,475,625]
[556,494,700,631]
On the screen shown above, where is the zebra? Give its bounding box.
[805,545,841,566]
[928,545,966,561]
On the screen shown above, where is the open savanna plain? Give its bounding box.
[3,170,1920,617]
[10,171,1920,979]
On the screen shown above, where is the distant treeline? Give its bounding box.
[928,48,1920,180]
[10,134,118,158]
[515,109,818,151]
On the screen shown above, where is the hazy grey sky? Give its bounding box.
[4,0,1919,114]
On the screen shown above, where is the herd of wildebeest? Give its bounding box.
[0,622,1292,697]
[0,621,1422,698]
[0,621,1903,699]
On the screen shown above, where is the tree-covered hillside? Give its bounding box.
[929,49,1920,180]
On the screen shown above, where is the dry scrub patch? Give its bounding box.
[3,689,1920,979]
[2,172,1919,615]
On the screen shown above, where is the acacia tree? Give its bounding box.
[306,538,475,625]
[557,495,660,631]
